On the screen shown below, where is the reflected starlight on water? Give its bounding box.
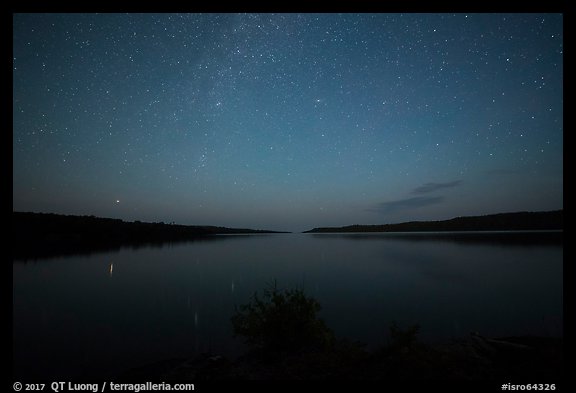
[13,233,562,379]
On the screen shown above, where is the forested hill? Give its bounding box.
[13,212,285,260]
[303,210,563,233]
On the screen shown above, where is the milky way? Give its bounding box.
[13,13,563,231]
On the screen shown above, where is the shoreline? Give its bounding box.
[118,333,563,381]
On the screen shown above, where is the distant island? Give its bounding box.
[13,212,286,260]
[303,210,563,233]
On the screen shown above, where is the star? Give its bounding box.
[12,13,563,232]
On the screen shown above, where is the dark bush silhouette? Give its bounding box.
[121,284,562,380]
[231,282,334,356]
[387,322,421,352]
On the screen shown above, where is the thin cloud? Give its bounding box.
[411,180,462,194]
[369,196,445,214]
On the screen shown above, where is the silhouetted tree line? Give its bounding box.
[304,210,563,233]
[13,212,283,261]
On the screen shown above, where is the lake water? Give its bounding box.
[13,232,563,379]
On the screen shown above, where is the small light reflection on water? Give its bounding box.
[12,232,562,379]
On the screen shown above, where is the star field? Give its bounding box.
[13,13,563,232]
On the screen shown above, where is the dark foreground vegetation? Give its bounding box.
[13,212,285,260]
[304,210,563,233]
[121,284,562,383]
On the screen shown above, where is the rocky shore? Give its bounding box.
[119,333,562,381]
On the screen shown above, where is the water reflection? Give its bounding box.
[13,234,242,262]
[310,230,563,247]
[13,232,562,380]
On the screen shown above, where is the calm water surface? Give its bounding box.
[13,232,562,379]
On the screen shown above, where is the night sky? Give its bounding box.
[13,13,563,232]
